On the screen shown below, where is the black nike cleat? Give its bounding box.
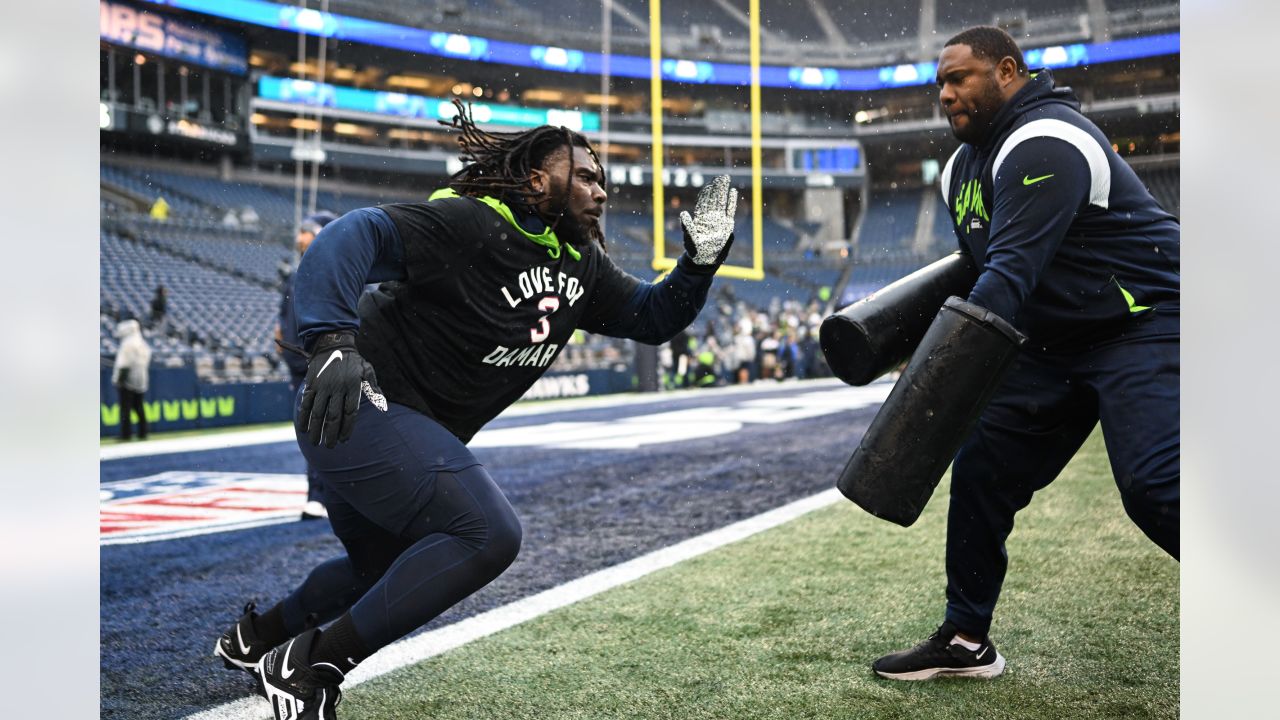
[872,621,1006,681]
[258,628,343,720]
[214,602,275,675]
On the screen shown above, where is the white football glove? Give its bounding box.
[679,174,738,266]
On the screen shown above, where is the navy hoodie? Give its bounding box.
[939,69,1179,352]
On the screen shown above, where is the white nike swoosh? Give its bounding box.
[316,350,343,378]
[235,626,251,656]
[976,646,989,660]
[280,638,297,679]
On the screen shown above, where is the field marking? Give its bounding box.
[180,487,845,720]
[100,472,309,545]
[101,515,301,546]
[99,425,297,461]
[101,379,858,461]
[469,385,890,449]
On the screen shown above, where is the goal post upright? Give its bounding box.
[648,0,765,281]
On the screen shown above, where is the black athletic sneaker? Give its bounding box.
[258,628,344,720]
[214,602,275,675]
[872,622,1006,681]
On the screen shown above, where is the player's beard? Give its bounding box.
[557,212,603,248]
[547,187,603,248]
[951,75,1005,145]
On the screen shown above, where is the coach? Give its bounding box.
[870,26,1180,681]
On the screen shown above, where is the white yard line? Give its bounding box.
[101,379,853,461]
[180,487,845,720]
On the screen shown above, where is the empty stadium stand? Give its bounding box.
[854,187,925,259]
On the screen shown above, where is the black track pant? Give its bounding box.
[944,327,1179,637]
[117,386,148,440]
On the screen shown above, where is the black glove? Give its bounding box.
[298,331,386,448]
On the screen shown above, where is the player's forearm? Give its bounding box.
[611,254,715,344]
[294,207,407,349]
[970,213,1071,325]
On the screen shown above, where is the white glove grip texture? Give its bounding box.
[679,174,738,265]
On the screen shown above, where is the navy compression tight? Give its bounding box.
[281,400,522,651]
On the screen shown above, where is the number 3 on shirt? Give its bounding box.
[530,296,561,343]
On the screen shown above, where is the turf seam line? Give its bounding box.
[179,487,844,720]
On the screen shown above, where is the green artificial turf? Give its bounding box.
[346,429,1178,719]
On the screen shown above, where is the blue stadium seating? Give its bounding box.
[602,210,813,290]
[815,0,920,46]
[133,221,291,285]
[837,255,938,308]
[612,0,744,38]
[130,168,297,226]
[101,230,284,365]
[856,187,923,259]
[1135,164,1179,217]
[933,0,1088,33]
[103,162,425,229]
[101,165,211,217]
[926,192,958,255]
[758,0,826,43]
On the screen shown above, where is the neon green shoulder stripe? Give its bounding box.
[428,188,580,261]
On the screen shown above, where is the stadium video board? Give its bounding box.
[791,146,861,174]
[100,0,248,75]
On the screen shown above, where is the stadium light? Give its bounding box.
[386,74,432,90]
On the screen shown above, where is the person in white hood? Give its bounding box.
[111,319,152,440]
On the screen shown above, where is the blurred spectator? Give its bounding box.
[658,343,674,389]
[149,285,167,327]
[731,318,756,384]
[694,348,718,387]
[240,205,261,229]
[149,196,169,222]
[698,321,726,385]
[279,210,338,520]
[758,331,780,381]
[112,319,152,441]
[669,327,694,388]
[777,331,802,379]
[798,325,825,379]
[221,209,241,229]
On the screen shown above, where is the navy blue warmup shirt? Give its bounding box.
[939,69,1180,352]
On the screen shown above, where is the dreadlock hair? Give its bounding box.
[440,99,607,248]
[944,26,1029,74]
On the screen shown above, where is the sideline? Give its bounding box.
[101,378,852,461]
[180,486,844,720]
